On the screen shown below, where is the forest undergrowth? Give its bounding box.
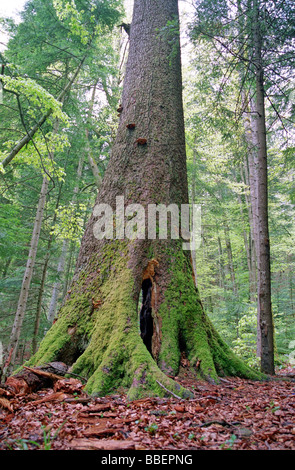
[0,364,294,451]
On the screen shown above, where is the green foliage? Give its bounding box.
[156,17,180,65]
[183,1,295,365]
[1,75,69,123]
[7,131,70,179]
[144,423,158,435]
[220,433,237,450]
[51,203,87,242]
[232,309,260,369]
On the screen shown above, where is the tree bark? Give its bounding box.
[47,151,84,324]
[241,154,257,302]
[217,235,226,296]
[47,239,69,324]
[32,254,50,355]
[252,0,274,374]
[31,182,64,354]
[2,176,49,378]
[85,81,102,189]
[27,0,260,399]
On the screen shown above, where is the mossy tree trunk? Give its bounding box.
[28,0,260,399]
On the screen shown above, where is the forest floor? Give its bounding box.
[0,365,294,452]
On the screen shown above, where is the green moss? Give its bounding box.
[28,237,261,399]
[26,318,69,366]
[156,242,261,383]
[155,245,216,380]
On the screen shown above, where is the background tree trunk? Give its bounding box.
[32,183,64,354]
[2,176,48,378]
[252,0,274,375]
[27,0,260,399]
[47,239,69,324]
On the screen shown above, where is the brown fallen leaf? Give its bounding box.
[0,397,13,412]
[174,405,185,413]
[5,376,30,395]
[0,387,13,398]
[54,378,84,394]
[274,409,285,417]
[235,427,253,438]
[194,405,204,412]
[77,415,101,424]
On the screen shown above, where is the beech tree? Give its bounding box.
[27,0,259,399]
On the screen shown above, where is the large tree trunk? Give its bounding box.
[27,0,259,399]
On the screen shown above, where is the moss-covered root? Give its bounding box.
[26,239,261,398]
[127,346,194,401]
[158,248,262,384]
[72,326,193,400]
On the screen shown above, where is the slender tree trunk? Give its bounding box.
[217,235,226,296]
[190,147,198,286]
[2,176,48,377]
[47,152,84,323]
[61,240,76,300]
[47,239,69,324]
[243,96,261,353]
[241,156,257,302]
[252,0,274,375]
[235,175,252,293]
[28,0,260,398]
[223,221,238,298]
[31,181,65,354]
[32,254,49,355]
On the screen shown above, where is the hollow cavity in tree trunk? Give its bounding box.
[139,278,153,356]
